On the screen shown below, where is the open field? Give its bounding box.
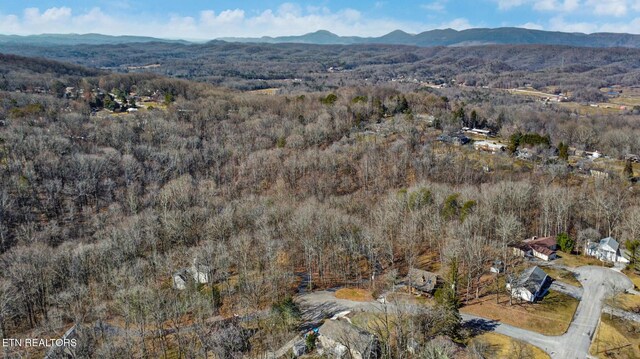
[508,87,636,116]
[461,291,579,336]
[623,269,640,290]
[416,251,442,273]
[607,293,640,312]
[556,253,606,268]
[246,88,280,95]
[469,332,550,359]
[590,315,640,358]
[335,288,374,302]
[601,86,640,107]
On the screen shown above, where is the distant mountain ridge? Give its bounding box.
[3,28,640,48]
[219,27,640,48]
[0,33,190,46]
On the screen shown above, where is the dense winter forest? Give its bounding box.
[3,42,640,97]
[1,45,640,358]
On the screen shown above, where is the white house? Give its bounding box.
[191,261,212,284]
[172,270,190,290]
[585,237,629,264]
[474,140,506,153]
[506,266,551,303]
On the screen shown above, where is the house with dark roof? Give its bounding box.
[585,237,629,264]
[524,236,558,261]
[510,242,533,258]
[406,268,438,294]
[437,134,470,146]
[506,266,551,302]
[317,318,379,359]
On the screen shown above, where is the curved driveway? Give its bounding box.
[552,266,632,358]
[297,266,633,358]
[463,266,633,358]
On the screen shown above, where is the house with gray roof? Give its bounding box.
[406,268,438,294]
[585,237,629,264]
[506,266,551,302]
[317,318,379,359]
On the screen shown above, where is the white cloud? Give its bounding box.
[441,18,472,29]
[546,15,640,33]
[548,16,598,32]
[495,0,640,16]
[495,0,528,10]
[24,7,72,24]
[520,22,544,29]
[277,3,302,17]
[533,0,579,11]
[585,0,628,17]
[200,9,245,26]
[0,14,21,33]
[374,2,387,9]
[422,1,448,12]
[0,5,431,39]
[597,16,640,31]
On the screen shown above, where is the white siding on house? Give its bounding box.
[510,287,535,302]
[531,250,557,261]
[585,238,630,264]
[173,275,187,290]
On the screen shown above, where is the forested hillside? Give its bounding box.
[1,52,640,358]
[3,42,640,95]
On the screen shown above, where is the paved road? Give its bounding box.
[297,266,633,359]
[461,313,561,353]
[554,266,632,358]
[550,281,583,299]
[297,290,393,325]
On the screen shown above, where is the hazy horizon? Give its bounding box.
[1,1,640,40]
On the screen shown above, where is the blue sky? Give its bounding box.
[1,1,640,39]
